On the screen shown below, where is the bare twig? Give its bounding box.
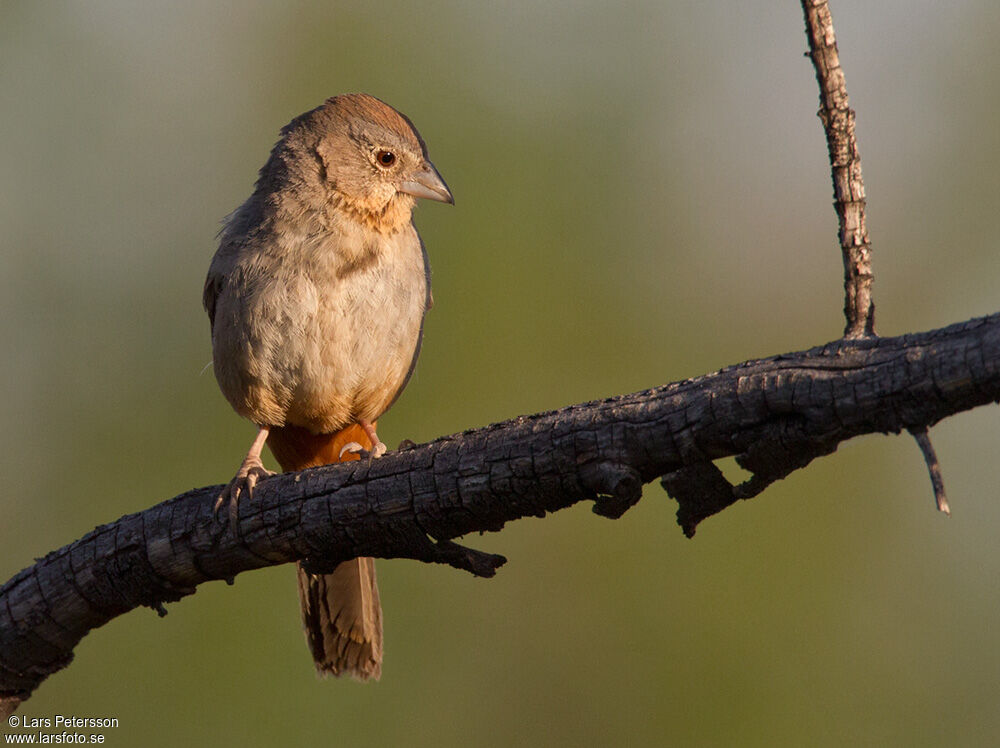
[802,0,875,339]
[909,427,952,515]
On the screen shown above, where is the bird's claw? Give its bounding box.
[338,441,365,459]
[215,459,275,534]
[338,439,387,461]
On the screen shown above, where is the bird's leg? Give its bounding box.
[359,420,387,458]
[338,420,388,460]
[215,425,276,532]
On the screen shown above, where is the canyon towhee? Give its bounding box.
[204,93,452,679]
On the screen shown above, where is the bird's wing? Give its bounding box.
[203,270,222,331]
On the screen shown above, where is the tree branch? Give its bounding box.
[3,313,1000,712]
[803,0,875,339]
[803,0,954,519]
[909,427,952,515]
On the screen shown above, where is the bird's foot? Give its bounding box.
[339,441,365,459]
[215,453,275,533]
[359,421,387,459]
[338,440,387,461]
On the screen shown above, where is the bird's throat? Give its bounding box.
[329,191,415,236]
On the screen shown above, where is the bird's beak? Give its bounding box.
[399,160,454,205]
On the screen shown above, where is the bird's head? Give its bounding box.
[275,93,452,233]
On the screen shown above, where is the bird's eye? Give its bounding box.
[375,150,396,168]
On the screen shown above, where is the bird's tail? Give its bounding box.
[267,423,383,680]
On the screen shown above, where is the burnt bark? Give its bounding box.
[3,313,999,712]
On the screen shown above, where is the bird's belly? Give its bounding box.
[281,255,426,433]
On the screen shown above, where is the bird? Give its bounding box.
[203,93,453,679]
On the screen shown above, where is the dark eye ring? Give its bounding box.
[376,150,396,167]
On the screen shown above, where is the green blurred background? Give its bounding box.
[2,1,999,745]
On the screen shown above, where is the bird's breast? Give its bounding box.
[275,223,428,432]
